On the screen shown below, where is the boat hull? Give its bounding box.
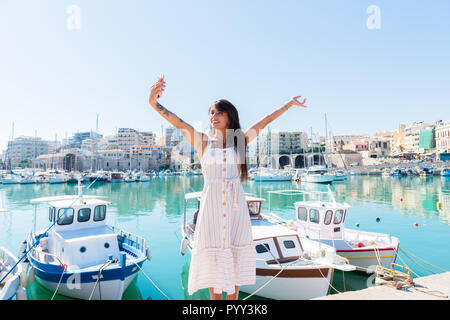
[29,256,145,300]
[336,247,398,273]
[302,175,334,183]
[240,266,333,300]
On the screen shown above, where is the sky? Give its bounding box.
[1,0,449,151]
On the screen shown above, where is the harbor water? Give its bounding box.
[1,175,449,300]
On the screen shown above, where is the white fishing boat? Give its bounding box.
[301,166,334,184]
[1,174,20,184]
[332,170,347,181]
[21,182,151,300]
[0,247,23,300]
[48,171,67,184]
[250,167,292,181]
[277,189,400,273]
[180,192,354,300]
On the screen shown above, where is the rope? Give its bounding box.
[51,267,65,300]
[131,260,171,300]
[88,259,116,300]
[399,247,448,273]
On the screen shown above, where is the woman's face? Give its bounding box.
[209,105,229,130]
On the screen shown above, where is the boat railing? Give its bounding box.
[110,226,147,255]
[27,232,65,267]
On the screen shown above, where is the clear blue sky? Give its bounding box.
[1,0,449,150]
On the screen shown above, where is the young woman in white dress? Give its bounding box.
[148,76,307,300]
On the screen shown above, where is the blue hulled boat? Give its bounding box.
[21,184,151,300]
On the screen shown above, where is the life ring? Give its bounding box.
[180,237,189,256]
[61,264,68,272]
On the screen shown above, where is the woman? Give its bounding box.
[148,76,307,300]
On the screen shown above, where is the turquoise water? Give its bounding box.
[0,175,449,300]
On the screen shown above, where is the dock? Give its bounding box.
[314,272,450,300]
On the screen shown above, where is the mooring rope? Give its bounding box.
[131,260,171,300]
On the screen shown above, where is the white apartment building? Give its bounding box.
[435,120,450,153]
[5,136,49,166]
[404,121,433,153]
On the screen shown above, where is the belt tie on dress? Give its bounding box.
[205,177,240,208]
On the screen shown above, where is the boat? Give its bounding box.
[180,192,354,300]
[280,188,399,273]
[419,167,433,176]
[301,166,334,184]
[110,172,123,183]
[0,246,23,300]
[1,174,20,184]
[124,173,135,183]
[332,170,347,181]
[22,183,151,300]
[441,167,450,177]
[250,167,292,181]
[391,168,406,176]
[381,168,391,177]
[135,172,150,182]
[48,171,67,184]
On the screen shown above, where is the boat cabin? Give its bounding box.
[294,201,351,240]
[30,195,121,269]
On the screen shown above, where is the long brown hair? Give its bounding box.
[208,99,248,182]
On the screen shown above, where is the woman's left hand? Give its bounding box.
[287,96,307,108]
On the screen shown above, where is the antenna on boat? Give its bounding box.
[77,179,83,201]
[327,185,336,205]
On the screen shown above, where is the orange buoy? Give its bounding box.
[358,242,365,248]
[414,222,419,227]
[400,197,403,201]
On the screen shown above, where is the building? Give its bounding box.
[256,129,309,168]
[329,135,369,153]
[66,131,102,149]
[165,126,184,147]
[116,128,157,154]
[5,136,49,167]
[390,124,406,155]
[435,120,450,153]
[404,121,433,154]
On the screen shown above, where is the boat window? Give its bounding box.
[78,208,91,223]
[49,207,56,222]
[248,201,261,216]
[57,208,74,225]
[342,210,346,223]
[309,209,320,224]
[283,240,295,249]
[255,244,270,253]
[297,207,307,221]
[324,210,333,225]
[334,209,344,224]
[94,205,106,221]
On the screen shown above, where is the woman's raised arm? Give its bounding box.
[244,96,307,144]
[149,76,207,156]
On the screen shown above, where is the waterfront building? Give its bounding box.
[66,131,102,149]
[390,124,406,156]
[256,129,310,168]
[330,135,369,153]
[5,136,49,167]
[165,126,184,147]
[117,128,157,155]
[404,121,433,154]
[435,120,450,153]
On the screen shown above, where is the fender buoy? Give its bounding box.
[376,217,381,223]
[146,247,152,261]
[436,202,442,210]
[355,223,360,228]
[357,242,365,248]
[180,237,189,256]
[414,222,419,227]
[400,197,404,202]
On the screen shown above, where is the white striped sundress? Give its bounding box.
[187,137,256,296]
